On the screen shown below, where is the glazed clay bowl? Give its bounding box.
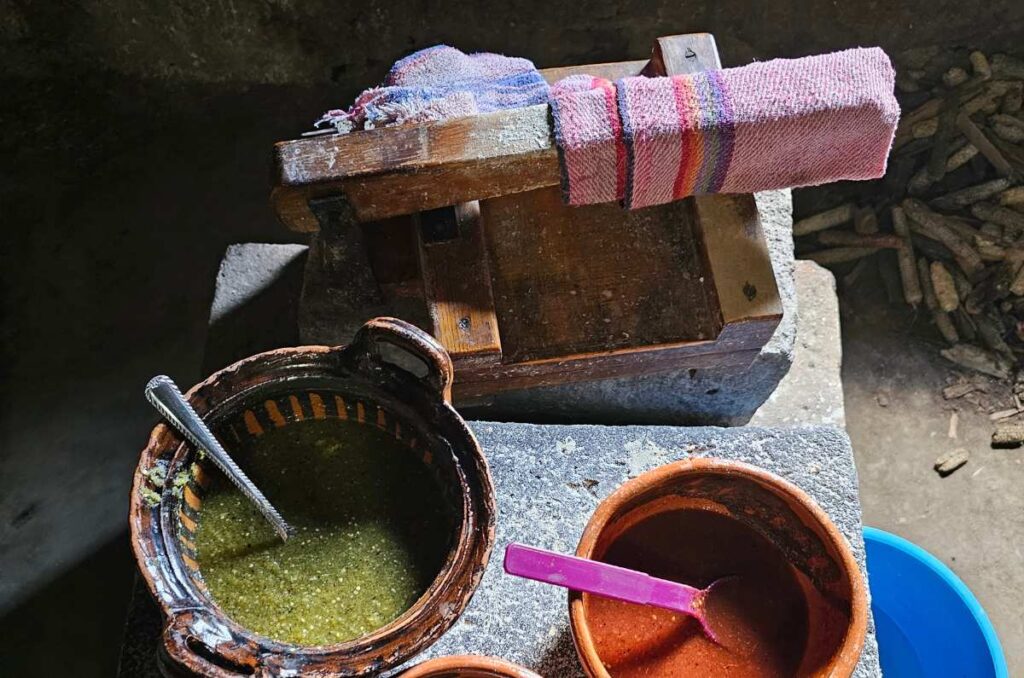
[399,655,543,677]
[129,318,496,677]
[569,458,867,677]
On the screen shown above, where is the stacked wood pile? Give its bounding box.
[794,49,1024,452]
[796,50,1024,377]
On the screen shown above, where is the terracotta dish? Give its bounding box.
[129,318,496,677]
[400,655,543,677]
[569,458,867,678]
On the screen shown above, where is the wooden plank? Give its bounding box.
[273,145,558,229]
[468,31,778,382]
[407,62,661,366]
[274,59,657,229]
[650,33,783,329]
[271,44,703,192]
[416,202,501,357]
[694,195,783,326]
[453,343,768,400]
[481,187,720,363]
[273,104,558,227]
[274,54,643,230]
[272,184,322,234]
[276,104,555,188]
[471,33,725,373]
[649,32,721,74]
[540,59,648,84]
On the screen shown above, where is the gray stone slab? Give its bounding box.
[203,243,308,374]
[751,261,845,428]
[121,423,880,677]
[393,423,879,676]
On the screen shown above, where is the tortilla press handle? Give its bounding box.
[351,317,455,403]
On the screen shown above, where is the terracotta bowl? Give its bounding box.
[129,318,496,677]
[399,655,542,677]
[569,458,867,678]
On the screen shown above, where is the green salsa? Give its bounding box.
[194,416,454,646]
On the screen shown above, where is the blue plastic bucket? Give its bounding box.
[864,526,1008,677]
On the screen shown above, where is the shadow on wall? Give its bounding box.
[0,535,135,677]
[0,75,322,619]
[6,1,1024,93]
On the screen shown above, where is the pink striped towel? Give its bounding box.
[554,47,899,209]
[550,75,626,205]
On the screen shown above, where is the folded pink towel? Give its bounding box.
[618,71,735,209]
[550,75,626,205]
[554,47,899,209]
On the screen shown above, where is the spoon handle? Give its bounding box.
[503,543,700,616]
[145,375,293,541]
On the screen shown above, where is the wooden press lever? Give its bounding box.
[272,35,723,229]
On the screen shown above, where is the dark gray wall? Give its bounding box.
[6,1,1024,90]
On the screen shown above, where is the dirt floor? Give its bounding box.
[838,266,1024,676]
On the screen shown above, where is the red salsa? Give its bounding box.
[585,509,842,677]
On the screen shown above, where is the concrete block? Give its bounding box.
[394,422,879,676]
[203,243,307,373]
[751,260,845,427]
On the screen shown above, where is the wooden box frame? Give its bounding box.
[272,33,782,401]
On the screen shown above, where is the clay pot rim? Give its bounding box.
[568,457,868,678]
[164,378,474,654]
[399,654,543,677]
[129,326,497,675]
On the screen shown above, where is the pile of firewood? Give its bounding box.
[793,48,1024,452]
[795,50,1024,381]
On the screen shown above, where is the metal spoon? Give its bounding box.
[145,375,293,541]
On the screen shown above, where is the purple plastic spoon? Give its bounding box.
[504,543,724,639]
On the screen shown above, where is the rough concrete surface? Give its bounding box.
[752,260,845,428]
[204,243,307,373]
[6,1,1023,91]
[400,423,880,676]
[117,423,880,677]
[209,244,308,324]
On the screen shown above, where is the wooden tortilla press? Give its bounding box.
[271,33,782,403]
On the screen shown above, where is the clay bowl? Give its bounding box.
[399,655,542,677]
[569,458,867,678]
[129,318,496,677]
